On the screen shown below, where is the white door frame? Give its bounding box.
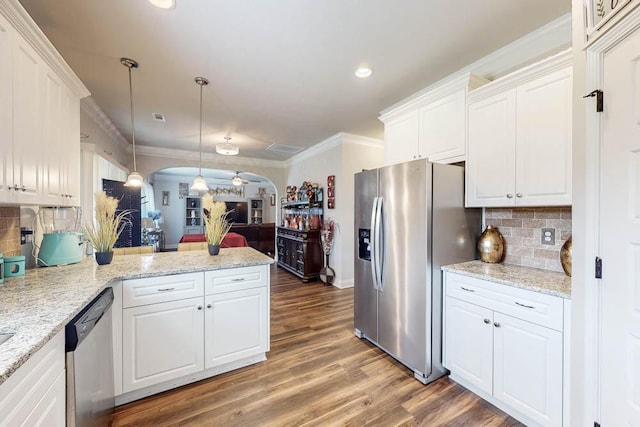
[579,8,640,424]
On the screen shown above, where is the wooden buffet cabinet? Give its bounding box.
[276,227,323,282]
[231,223,276,256]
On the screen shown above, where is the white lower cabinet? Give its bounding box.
[118,266,269,400]
[122,296,205,393]
[0,330,65,427]
[443,272,567,427]
[205,287,268,369]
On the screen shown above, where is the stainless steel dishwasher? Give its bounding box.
[65,287,114,427]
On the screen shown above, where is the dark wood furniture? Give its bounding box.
[276,227,323,282]
[231,223,275,256]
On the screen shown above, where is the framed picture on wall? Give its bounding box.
[270,194,276,206]
[162,191,170,206]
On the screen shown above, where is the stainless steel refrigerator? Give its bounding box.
[354,159,480,384]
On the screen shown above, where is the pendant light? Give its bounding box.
[190,77,210,193]
[121,58,143,187]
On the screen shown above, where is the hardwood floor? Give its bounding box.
[112,266,522,426]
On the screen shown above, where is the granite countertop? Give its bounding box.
[0,247,274,386]
[442,260,571,299]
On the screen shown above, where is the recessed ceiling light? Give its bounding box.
[148,0,175,9]
[355,67,373,78]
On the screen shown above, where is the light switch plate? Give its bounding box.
[541,228,555,245]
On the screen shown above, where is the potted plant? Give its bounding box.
[84,191,132,265]
[202,194,231,255]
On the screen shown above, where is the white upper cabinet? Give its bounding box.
[380,73,489,165]
[466,49,572,207]
[0,1,89,206]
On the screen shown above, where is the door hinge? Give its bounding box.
[583,89,604,112]
[595,257,603,279]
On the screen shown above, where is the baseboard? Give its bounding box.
[332,278,354,289]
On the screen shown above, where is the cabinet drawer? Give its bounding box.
[205,265,267,295]
[445,272,564,331]
[123,273,204,308]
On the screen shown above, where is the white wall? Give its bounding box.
[286,133,384,288]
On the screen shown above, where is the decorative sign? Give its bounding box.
[587,0,634,36]
[208,185,244,197]
[327,175,335,209]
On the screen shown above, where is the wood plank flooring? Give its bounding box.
[112,266,522,426]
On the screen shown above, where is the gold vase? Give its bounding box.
[560,235,572,277]
[477,225,505,263]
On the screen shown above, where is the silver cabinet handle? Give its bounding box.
[516,193,523,198]
[207,304,212,309]
[506,193,513,198]
[231,278,245,282]
[197,305,203,310]
[460,286,475,293]
[494,322,501,328]
[483,318,491,324]
[157,287,175,292]
[515,301,535,309]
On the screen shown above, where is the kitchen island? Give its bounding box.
[0,247,274,386]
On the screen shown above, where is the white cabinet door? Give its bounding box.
[515,67,572,206]
[42,67,63,204]
[204,287,268,369]
[493,312,563,427]
[0,13,11,198]
[61,89,80,205]
[123,297,204,393]
[419,89,467,163]
[21,369,65,427]
[444,297,494,395]
[466,90,517,207]
[11,32,42,203]
[384,110,420,165]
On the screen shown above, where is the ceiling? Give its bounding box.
[20,0,570,161]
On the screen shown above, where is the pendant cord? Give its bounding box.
[128,66,137,172]
[199,82,203,175]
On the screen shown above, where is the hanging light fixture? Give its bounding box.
[216,136,239,156]
[121,58,143,187]
[190,77,210,193]
[231,172,244,186]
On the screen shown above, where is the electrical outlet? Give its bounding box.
[541,228,555,245]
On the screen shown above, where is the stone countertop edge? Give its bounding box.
[0,247,274,386]
[441,260,571,299]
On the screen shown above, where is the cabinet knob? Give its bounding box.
[493,322,501,328]
[516,193,523,198]
[506,193,513,198]
[483,318,491,324]
[197,305,203,310]
[207,304,212,309]
[20,186,26,192]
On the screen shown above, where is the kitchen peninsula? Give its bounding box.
[0,248,273,423]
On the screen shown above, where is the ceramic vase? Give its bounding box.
[477,225,505,263]
[560,235,572,277]
[208,244,220,256]
[95,251,114,265]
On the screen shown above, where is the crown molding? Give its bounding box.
[467,48,572,102]
[80,97,131,150]
[135,145,286,170]
[380,72,490,121]
[380,13,572,117]
[0,0,90,99]
[286,132,383,166]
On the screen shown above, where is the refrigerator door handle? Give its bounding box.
[370,197,379,290]
[375,197,384,291]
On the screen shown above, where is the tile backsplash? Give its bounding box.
[0,206,21,256]
[485,207,571,273]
